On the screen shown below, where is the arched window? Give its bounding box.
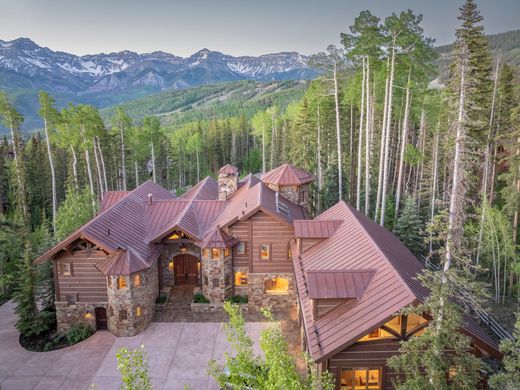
[265,277,289,294]
[358,314,428,342]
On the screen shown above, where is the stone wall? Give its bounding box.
[56,301,103,335]
[201,249,233,303]
[160,243,201,288]
[218,173,238,200]
[107,261,158,337]
[247,273,297,312]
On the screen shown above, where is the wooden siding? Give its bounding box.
[327,340,400,390]
[228,220,251,268]
[250,211,294,273]
[56,249,108,303]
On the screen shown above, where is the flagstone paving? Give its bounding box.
[0,301,270,390]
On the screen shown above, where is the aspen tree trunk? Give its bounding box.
[119,121,127,191]
[270,111,276,170]
[262,127,266,173]
[364,56,371,215]
[42,116,57,233]
[380,39,396,226]
[375,76,390,222]
[476,58,500,264]
[134,161,139,187]
[395,70,412,219]
[84,148,96,211]
[317,103,323,213]
[416,110,427,203]
[196,149,200,183]
[150,141,157,183]
[333,62,343,201]
[511,140,520,296]
[356,56,366,211]
[70,145,79,191]
[6,112,28,223]
[92,137,104,198]
[429,127,440,254]
[349,101,355,203]
[97,137,108,193]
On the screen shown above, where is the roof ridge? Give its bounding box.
[345,203,418,301]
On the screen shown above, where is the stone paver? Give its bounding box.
[0,301,270,390]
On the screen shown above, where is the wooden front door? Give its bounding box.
[174,254,199,285]
[95,307,107,330]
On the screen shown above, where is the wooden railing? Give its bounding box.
[418,254,514,342]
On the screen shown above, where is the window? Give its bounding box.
[224,247,230,257]
[62,262,72,276]
[203,248,210,258]
[265,277,289,294]
[133,273,142,288]
[406,313,428,336]
[236,241,246,255]
[260,244,271,260]
[168,260,174,271]
[340,367,381,390]
[66,294,77,305]
[357,314,428,342]
[287,242,292,258]
[120,309,127,321]
[118,277,127,289]
[212,248,220,259]
[235,272,248,286]
[212,278,220,288]
[135,306,141,317]
[204,275,208,286]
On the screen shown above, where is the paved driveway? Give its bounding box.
[0,301,267,390]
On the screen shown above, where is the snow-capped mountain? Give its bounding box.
[0,38,315,96]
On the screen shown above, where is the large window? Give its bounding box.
[211,248,221,259]
[341,368,381,390]
[235,272,248,286]
[265,277,289,294]
[358,314,428,342]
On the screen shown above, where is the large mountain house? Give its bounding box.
[34,163,501,389]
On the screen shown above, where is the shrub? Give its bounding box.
[66,322,93,345]
[227,295,248,304]
[193,292,210,303]
[116,345,152,390]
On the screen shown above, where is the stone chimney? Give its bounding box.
[218,164,239,201]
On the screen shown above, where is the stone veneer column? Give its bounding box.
[201,248,233,303]
[107,262,158,337]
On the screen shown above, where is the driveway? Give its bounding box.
[0,301,268,390]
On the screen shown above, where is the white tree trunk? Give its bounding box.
[356,56,366,210]
[394,70,412,219]
[119,121,127,191]
[92,137,104,198]
[97,136,108,193]
[364,56,371,215]
[375,76,390,222]
[150,141,157,183]
[333,63,343,202]
[70,145,79,191]
[43,116,57,234]
[429,125,440,255]
[317,103,323,212]
[134,160,140,187]
[380,40,396,227]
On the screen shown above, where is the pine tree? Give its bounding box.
[490,312,520,389]
[13,242,38,336]
[393,197,424,255]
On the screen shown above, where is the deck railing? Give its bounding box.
[417,254,514,342]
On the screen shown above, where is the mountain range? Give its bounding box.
[0,38,316,130]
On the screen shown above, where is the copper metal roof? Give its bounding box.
[306,270,375,300]
[293,201,500,362]
[179,176,218,200]
[199,228,237,248]
[261,163,315,186]
[96,247,152,275]
[294,220,343,238]
[100,191,130,212]
[219,164,238,175]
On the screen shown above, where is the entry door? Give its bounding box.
[95,307,108,330]
[174,255,199,285]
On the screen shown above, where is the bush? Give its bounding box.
[193,292,210,303]
[66,322,93,345]
[116,346,152,390]
[227,295,248,304]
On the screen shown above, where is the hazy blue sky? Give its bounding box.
[0,0,519,57]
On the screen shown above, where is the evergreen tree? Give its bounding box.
[490,312,520,389]
[55,187,97,241]
[13,242,38,336]
[393,197,424,255]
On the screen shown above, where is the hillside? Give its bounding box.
[100,79,308,126]
[435,29,520,81]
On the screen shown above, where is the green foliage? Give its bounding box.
[490,312,520,389]
[227,295,248,304]
[55,187,97,241]
[394,197,424,255]
[116,345,153,390]
[65,322,93,345]
[388,270,484,390]
[193,292,210,303]
[209,302,335,390]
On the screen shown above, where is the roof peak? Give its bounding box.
[261,163,314,186]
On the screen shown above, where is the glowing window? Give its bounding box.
[406,313,428,335]
[118,277,127,289]
[236,242,246,255]
[340,367,381,390]
[168,260,174,271]
[265,277,288,294]
[62,263,72,276]
[235,272,248,286]
[224,247,230,257]
[133,273,142,287]
[358,316,401,342]
[212,248,220,259]
[260,244,270,260]
[203,248,210,258]
[135,306,141,317]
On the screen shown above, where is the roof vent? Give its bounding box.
[148,193,153,205]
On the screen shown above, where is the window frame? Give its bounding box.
[62,262,72,276]
[224,247,230,257]
[339,366,383,390]
[211,248,220,259]
[66,293,78,306]
[236,241,246,255]
[264,276,289,295]
[234,271,249,286]
[259,243,271,260]
[120,309,128,321]
[117,276,127,290]
[135,306,142,317]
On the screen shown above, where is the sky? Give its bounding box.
[0,0,519,57]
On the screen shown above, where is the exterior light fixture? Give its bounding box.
[84,310,93,319]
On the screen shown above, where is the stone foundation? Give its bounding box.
[247,273,297,312]
[107,261,158,337]
[160,244,202,288]
[56,301,104,335]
